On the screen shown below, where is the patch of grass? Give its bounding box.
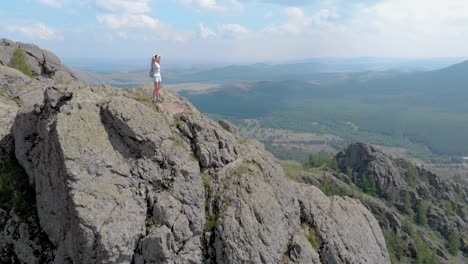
[223,196,231,207]
[405,165,418,188]
[304,225,321,251]
[202,173,211,189]
[145,216,161,229]
[281,160,323,182]
[95,98,110,107]
[231,161,254,178]
[414,237,439,264]
[162,114,170,126]
[358,173,377,196]
[303,153,339,171]
[205,213,217,232]
[128,93,159,112]
[447,230,461,256]
[340,184,374,202]
[9,48,33,78]
[443,201,455,216]
[0,152,35,216]
[0,87,23,107]
[416,201,429,226]
[239,138,248,144]
[170,134,184,147]
[320,178,335,197]
[383,229,406,263]
[402,219,415,237]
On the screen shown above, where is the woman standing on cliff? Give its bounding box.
[150,54,163,103]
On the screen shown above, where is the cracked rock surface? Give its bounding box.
[0,38,77,83]
[1,39,391,263]
[7,84,390,263]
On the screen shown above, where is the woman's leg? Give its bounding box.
[158,81,162,100]
[156,81,161,100]
[152,81,157,101]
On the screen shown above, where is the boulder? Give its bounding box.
[295,183,391,264]
[0,38,77,83]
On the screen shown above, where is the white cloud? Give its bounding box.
[284,6,304,19]
[178,0,242,12]
[358,0,468,35]
[97,14,159,29]
[96,0,191,43]
[281,7,312,33]
[97,14,189,42]
[332,0,468,56]
[262,7,312,34]
[117,31,128,39]
[240,0,307,5]
[219,24,249,34]
[8,23,58,40]
[312,9,340,27]
[261,6,342,35]
[197,23,249,39]
[35,0,63,8]
[96,0,150,14]
[199,23,216,39]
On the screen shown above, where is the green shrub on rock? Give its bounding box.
[383,229,406,263]
[447,230,460,256]
[9,48,33,78]
[303,153,338,171]
[415,238,439,264]
[416,201,428,226]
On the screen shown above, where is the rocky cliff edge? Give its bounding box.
[0,39,391,264]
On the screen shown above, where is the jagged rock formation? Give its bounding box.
[1,39,391,263]
[0,38,76,84]
[295,183,390,263]
[295,142,467,263]
[336,143,468,237]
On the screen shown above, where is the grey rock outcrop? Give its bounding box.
[336,142,468,236]
[336,142,406,199]
[0,210,54,264]
[2,40,391,263]
[0,38,76,83]
[218,119,239,136]
[331,142,468,263]
[287,230,321,264]
[0,65,31,89]
[7,84,391,263]
[0,96,18,140]
[295,183,390,263]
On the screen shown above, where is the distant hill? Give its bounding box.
[74,57,465,87]
[182,60,468,158]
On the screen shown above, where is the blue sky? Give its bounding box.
[2,0,468,63]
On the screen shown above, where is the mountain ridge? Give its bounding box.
[1,38,466,264]
[0,38,392,264]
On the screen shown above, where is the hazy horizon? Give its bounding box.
[62,56,467,73]
[2,0,468,62]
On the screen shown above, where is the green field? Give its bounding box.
[182,61,468,163]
